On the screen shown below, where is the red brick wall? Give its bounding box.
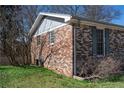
[31,25,73,77]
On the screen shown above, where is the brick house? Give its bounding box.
[29,12,124,77]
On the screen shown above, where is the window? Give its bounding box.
[92,27,110,56]
[37,35,41,45]
[96,29,104,55]
[49,31,55,44]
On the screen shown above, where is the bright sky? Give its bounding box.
[112,5,124,26]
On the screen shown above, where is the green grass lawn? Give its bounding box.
[0,66,124,88]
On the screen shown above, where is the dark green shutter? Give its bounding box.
[91,26,97,56]
[105,28,110,56]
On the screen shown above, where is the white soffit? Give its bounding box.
[39,12,72,22]
[29,12,72,36]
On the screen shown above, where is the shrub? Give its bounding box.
[79,55,124,79]
[93,57,122,77]
[79,56,98,77]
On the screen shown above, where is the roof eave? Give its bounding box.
[29,13,72,37]
[28,14,44,37]
[70,18,124,31]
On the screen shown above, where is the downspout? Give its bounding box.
[103,29,106,56]
[72,25,76,76]
[72,19,80,76]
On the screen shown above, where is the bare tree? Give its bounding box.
[0,6,22,65]
[0,5,49,66]
[48,5,121,22]
[48,5,84,17]
[83,5,121,22]
[21,5,49,31]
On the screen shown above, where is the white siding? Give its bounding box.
[35,16,65,36]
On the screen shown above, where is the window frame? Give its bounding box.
[96,29,105,56]
[37,35,41,46]
[48,31,55,44]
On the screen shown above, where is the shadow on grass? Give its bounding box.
[0,66,14,71]
[0,65,43,70]
[0,65,53,75]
